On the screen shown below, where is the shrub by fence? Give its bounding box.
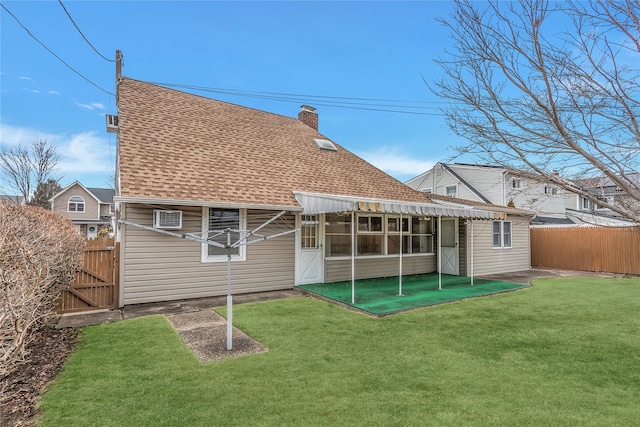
[531,226,640,275]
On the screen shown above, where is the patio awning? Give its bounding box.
[293,191,501,220]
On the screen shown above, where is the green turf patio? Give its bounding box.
[298,273,528,315]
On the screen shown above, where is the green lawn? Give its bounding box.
[40,277,640,426]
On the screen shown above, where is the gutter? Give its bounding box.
[113,196,302,212]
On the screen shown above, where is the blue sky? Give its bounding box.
[1,1,463,190]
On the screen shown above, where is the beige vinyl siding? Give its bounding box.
[52,183,99,219]
[450,166,504,204]
[122,204,295,305]
[99,203,113,216]
[324,254,436,282]
[465,217,531,276]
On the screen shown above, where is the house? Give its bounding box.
[405,163,574,225]
[50,181,115,238]
[113,78,534,307]
[566,173,640,224]
[0,195,25,204]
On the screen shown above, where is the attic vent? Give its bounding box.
[154,210,182,229]
[314,138,338,152]
[106,114,119,133]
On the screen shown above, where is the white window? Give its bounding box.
[109,204,115,214]
[445,185,457,197]
[582,197,591,210]
[325,213,352,257]
[492,221,512,249]
[421,188,433,194]
[410,217,434,254]
[324,213,434,257]
[386,216,409,255]
[201,207,246,262]
[512,179,521,189]
[301,215,319,249]
[357,215,383,255]
[68,196,85,213]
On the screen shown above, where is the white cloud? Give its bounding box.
[56,132,114,174]
[0,124,58,147]
[48,90,61,95]
[31,89,40,94]
[356,146,436,181]
[76,102,106,111]
[0,124,114,175]
[18,76,32,80]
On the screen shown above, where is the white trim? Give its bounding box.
[200,207,247,263]
[67,195,86,213]
[115,196,301,212]
[50,180,102,204]
[445,185,457,197]
[492,220,513,249]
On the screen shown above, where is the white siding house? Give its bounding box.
[407,163,572,225]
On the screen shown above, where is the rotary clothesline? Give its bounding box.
[119,210,297,350]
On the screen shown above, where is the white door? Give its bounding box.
[440,218,459,275]
[299,215,323,284]
[87,225,98,239]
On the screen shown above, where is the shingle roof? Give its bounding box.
[87,188,115,203]
[117,78,430,207]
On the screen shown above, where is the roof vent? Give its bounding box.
[106,114,119,133]
[314,138,337,152]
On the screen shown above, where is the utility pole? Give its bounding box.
[115,50,123,103]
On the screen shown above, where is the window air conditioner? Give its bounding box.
[154,210,182,229]
[106,114,119,133]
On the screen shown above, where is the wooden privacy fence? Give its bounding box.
[57,237,119,313]
[531,226,640,275]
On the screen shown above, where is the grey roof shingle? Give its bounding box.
[87,188,115,203]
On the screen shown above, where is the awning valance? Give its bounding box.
[293,192,502,220]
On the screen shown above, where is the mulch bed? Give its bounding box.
[1,322,78,427]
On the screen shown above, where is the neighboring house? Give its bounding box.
[0,195,26,204]
[566,173,640,221]
[405,163,573,225]
[50,181,115,238]
[113,78,534,307]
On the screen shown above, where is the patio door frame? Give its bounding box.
[440,217,459,275]
[296,213,324,285]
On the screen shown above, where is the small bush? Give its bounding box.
[0,201,84,380]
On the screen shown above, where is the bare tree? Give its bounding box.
[0,140,61,204]
[432,0,640,221]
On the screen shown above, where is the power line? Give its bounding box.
[0,2,114,96]
[57,0,114,63]
[148,81,451,117]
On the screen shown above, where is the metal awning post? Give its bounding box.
[438,215,442,291]
[399,212,403,296]
[471,220,474,286]
[351,210,355,305]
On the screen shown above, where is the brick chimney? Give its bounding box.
[298,105,318,131]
